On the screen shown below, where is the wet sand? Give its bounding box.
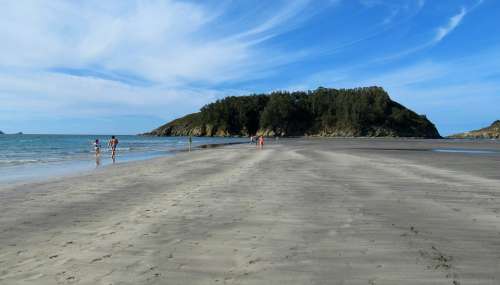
[1,138,499,284]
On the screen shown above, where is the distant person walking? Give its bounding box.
[188,135,192,151]
[93,139,101,156]
[258,135,264,148]
[108,136,119,159]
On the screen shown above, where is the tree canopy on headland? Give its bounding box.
[145,87,441,138]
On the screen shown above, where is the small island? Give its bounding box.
[145,86,441,138]
[449,120,500,139]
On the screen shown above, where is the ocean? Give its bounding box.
[0,134,247,184]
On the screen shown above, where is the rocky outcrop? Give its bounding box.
[449,121,500,139]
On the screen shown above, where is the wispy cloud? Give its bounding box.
[370,1,483,63]
[0,0,314,85]
[0,0,321,132]
[232,0,312,40]
[433,0,485,43]
[434,7,467,42]
[0,0,496,134]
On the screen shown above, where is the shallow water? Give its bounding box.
[0,134,246,184]
[432,148,499,154]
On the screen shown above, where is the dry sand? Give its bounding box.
[1,138,500,285]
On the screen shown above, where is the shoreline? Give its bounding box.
[1,138,500,284]
[0,150,172,187]
[0,139,249,187]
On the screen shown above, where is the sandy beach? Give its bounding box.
[1,138,500,285]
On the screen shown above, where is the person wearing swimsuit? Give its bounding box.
[108,136,119,159]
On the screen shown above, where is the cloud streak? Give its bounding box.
[368,0,483,64]
[0,0,319,133]
[434,7,467,42]
[0,0,495,134]
[0,1,314,85]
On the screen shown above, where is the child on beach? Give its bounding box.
[258,136,264,148]
[93,139,101,156]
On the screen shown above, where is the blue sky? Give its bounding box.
[0,0,498,135]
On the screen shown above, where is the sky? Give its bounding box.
[0,0,498,136]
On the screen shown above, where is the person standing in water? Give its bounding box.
[93,139,101,167]
[93,139,101,156]
[108,136,119,159]
[188,135,192,151]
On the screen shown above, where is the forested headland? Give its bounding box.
[449,120,500,139]
[145,87,440,138]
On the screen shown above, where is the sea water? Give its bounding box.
[0,134,246,184]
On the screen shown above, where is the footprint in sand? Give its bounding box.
[56,271,78,284]
[248,258,261,265]
[90,254,112,263]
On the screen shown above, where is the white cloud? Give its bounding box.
[0,0,318,131]
[232,0,311,39]
[0,0,312,84]
[0,70,228,120]
[369,1,482,64]
[433,0,485,43]
[434,7,467,42]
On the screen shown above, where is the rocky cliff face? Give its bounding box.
[449,121,500,139]
[144,87,441,138]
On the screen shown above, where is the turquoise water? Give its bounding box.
[0,134,246,184]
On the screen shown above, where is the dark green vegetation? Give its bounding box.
[449,120,500,139]
[146,87,440,138]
